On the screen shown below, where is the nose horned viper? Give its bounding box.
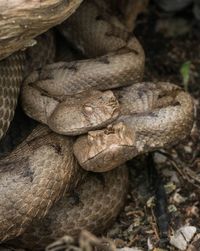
[0,0,194,249]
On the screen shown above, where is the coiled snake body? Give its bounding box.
[0,0,194,249]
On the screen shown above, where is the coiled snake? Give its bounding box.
[0,0,194,249]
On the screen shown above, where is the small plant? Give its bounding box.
[180,61,191,91]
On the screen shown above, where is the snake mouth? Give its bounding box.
[73,121,136,172]
[81,144,137,172]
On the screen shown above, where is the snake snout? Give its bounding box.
[73,122,137,172]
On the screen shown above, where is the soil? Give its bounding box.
[105,4,200,250]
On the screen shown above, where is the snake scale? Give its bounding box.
[0,0,194,249]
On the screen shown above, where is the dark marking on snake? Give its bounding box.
[0,162,15,173]
[98,56,110,64]
[137,90,145,99]
[131,49,139,55]
[68,192,81,206]
[63,62,78,71]
[95,173,106,188]
[22,166,34,182]
[50,144,62,155]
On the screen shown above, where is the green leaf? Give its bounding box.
[180,61,191,91]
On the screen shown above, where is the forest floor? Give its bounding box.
[105,4,200,251]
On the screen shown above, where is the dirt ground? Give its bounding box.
[105,3,200,250]
[1,2,200,251]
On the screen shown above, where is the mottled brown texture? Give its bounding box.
[21,88,120,136]
[21,36,144,134]
[0,52,26,141]
[20,0,144,135]
[0,126,79,242]
[14,166,129,250]
[0,0,132,246]
[0,0,80,140]
[0,31,56,142]
[59,0,130,57]
[0,0,83,60]
[0,0,195,249]
[73,82,194,172]
[22,37,144,96]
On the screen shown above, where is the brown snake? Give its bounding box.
[0,0,194,249]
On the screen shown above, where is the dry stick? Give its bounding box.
[150,206,160,240]
[157,150,200,189]
[147,153,170,246]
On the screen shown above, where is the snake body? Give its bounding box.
[0,125,80,242]
[74,82,194,171]
[11,166,128,250]
[21,36,144,135]
[0,0,195,248]
[0,0,133,244]
[0,31,56,143]
[0,52,26,140]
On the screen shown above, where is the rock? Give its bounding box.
[170,233,187,250]
[180,226,197,242]
[170,226,197,250]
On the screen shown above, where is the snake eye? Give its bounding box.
[83,105,93,114]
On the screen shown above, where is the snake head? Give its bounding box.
[48,90,120,135]
[73,122,137,172]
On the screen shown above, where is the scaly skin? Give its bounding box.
[0,0,132,246]
[21,1,144,135]
[73,82,194,172]
[21,88,120,136]
[0,31,56,142]
[0,52,26,141]
[12,166,129,250]
[0,125,79,242]
[0,0,195,248]
[21,39,144,135]
[0,0,82,243]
